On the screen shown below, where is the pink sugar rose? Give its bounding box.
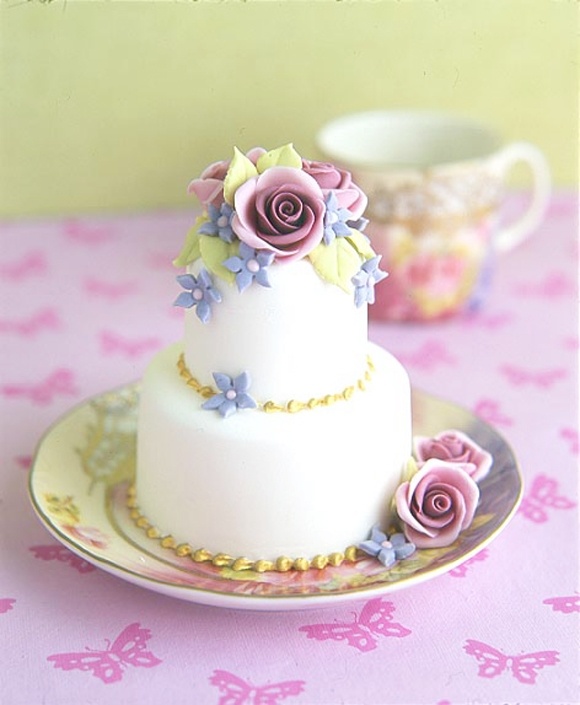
[395,459,480,549]
[232,166,326,262]
[188,148,266,207]
[302,159,368,219]
[414,430,493,482]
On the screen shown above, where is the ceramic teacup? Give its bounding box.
[316,111,551,321]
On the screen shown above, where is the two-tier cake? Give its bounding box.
[132,144,489,573]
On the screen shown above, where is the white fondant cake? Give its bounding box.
[134,144,413,569]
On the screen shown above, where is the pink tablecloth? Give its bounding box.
[1,192,578,705]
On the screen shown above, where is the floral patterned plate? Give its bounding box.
[28,383,522,612]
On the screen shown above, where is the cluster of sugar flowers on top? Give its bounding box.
[173,144,387,322]
[359,430,493,566]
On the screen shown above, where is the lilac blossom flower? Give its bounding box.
[199,203,235,243]
[323,191,353,245]
[352,255,388,307]
[359,526,416,567]
[201,371,257,418]
[173,270,222,324]
[223,242,275,293]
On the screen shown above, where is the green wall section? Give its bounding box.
[1,0,577,217]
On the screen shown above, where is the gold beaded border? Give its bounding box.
[126,485,359,573]
[177,353,375,414]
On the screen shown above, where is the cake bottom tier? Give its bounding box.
[136,342,412,565]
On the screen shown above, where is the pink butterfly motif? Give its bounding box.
[0,598,16,614]
[1,369,77,405]
[0,251,47,281]
[84,277,138,300]
[146,251,177,271]
[464,639,559,685]
[473,399,513,428]
[298,597,411,653]
[395,340,456,372]
[209,669,305,705]
[0,308,61,337]
[543,595,580,614]
[15,455,33,470]
[513,271,576,298]
[519,474,576,524]
[460,311,513,330]
[30,545,96,574]
[47,623,162,684]
[560,427,579,455]
[449,549,489,578]
[63,220,114,245]
[100,331,162,359]
[500,364,566,389]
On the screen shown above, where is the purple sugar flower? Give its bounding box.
[199,203,235,243]
[202,371,257,418]
[347,216,369,233]
[359,526,416,568]
[323,191,353,245]
[352,255,388,307]
[173,269,222,324]
[223,242,275,293]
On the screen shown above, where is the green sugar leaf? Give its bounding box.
[223,147,258,205]
[173,220,203,268]
[308,238,363,293]
[199,235,237,284]
[257,143,302,172]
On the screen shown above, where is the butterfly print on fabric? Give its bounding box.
[15,455,32,470]
[560,427,579,455]
[513,271,576,298]
[30,545,96,574]
[460,311,513,330]
[473,399,513,428]
[0,598,16,614]
[543,595,580,614]
[463,639,559,685]
[100,331,161,358]
[1,369,77,405]
[47,622,162,684]
[209,670,305,705]
[63,220,114,245]
[519,474,576,524]
[84,278,138,300]
[500,364,566,389]
[0,251,47,281]
[298,597,411,652]
[0,308,61,337]
[449,549,489,578]
[395,340,456,372]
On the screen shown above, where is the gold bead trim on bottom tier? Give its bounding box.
[126,485,359,573]
[177,353,375,414]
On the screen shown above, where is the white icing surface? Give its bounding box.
[183,259,368,401]
[136,342,412,562]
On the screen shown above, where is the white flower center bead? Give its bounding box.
[192,288,204,301]
[246,258,260,274]
[225,389,237,401]
[217,215,229,228]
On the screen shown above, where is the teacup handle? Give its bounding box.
[489,142,551,253]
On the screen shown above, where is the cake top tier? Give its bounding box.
[173,144,386,319]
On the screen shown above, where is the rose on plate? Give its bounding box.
[414,429,493,482]
[395,458,480,549]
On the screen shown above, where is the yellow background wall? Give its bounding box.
[0,0,577,218]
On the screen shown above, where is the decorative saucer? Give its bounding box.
[28,383,522,612]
